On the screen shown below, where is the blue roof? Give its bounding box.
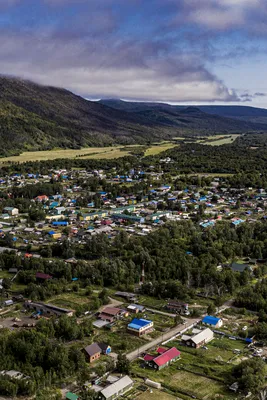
[128,318,152,330]
[202,315,220,325]
[48,230,55,235]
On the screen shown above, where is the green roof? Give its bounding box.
[66,392,79,400]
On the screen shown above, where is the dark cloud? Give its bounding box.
[254,92,267,97]
[240,93,253,102]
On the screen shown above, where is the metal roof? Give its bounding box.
[128,318,152,330]
[101,375,133,399]
[202,316,221,325]
[192,328,214,345]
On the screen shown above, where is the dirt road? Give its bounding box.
[126,317,200,361]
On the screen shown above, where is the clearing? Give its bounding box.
[0,142,176,163]
[144,143,177,156]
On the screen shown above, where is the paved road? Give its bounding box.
[126,318,200,361]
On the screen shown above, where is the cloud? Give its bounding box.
[168,0,266,33]
[0,0,264,103]
[0,28,239,102]
[254,92,267,97]
[240,93,253,102]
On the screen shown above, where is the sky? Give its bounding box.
[1,0,267,107]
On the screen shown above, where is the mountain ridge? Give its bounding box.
[99,99,267,124]
[0,77,266,156]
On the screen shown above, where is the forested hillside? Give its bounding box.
[0,77,266,156]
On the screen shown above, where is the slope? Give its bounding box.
[0,77,175,156]
[99,99,267,124]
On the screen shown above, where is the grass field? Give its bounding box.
[0,146,129,163]
[198,134,240,146]
[0,142,177,163]
[47,291,94,311]
[170,370,235,399]
[144,143,177,156]
[0,135,238,163]
[173,134,240,147]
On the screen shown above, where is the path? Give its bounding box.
[99,296,123,312]
[145,307,176,318]
[126,318,200,361]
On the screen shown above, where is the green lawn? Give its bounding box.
[94,330,146,353]
[47,291,95,311]
[170,370,237,399]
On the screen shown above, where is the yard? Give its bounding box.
[131,335,248,399]
[94,329,146,353]
[170,370,237,399]
[47,289,97,312]
[137,389,177,400]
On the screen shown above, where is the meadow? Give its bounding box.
[0,135,236,163]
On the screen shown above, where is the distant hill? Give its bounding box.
[99,99,267,124]
[0,77,266,157]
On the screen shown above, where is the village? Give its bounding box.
[0,164,265,257]
[0,163,267,400]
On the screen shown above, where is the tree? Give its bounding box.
[207,303,216,315]
[174,315,183,325]
[116,353,130,374]
[35,387,61,400]
[232,358,266,393]
[258,389,267,400]
[79,389,99,400]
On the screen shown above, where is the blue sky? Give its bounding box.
[1,0,267,107]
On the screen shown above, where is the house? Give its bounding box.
[182,328,214,348]
[54,206,66,215]
[36,272,52,281]
[98,343,112,355]
[144,347,181,370]
[24,301,74,317]
[202,315,223,328]
[100,375,133,400]
[3,299,13,307]
[229,382,239,393]
[111,214,145,224]
[127,318,153,336]
[35,195,49,202]
[3,207,19,216]
[52,221,68,227]
[166,300,189,315]
[66,392,79,400]
[99,307,124,322]
[48,231,62,239]
[114,291,137,302]
[84,343,101,363]
[127,304,145,313]
[8,268,18,274]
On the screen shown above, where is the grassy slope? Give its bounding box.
[0,77,265,157]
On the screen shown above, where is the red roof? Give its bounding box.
[144,354,155,362]
[36,272,52,280]
[153,347,180,367]
[25,253,33,258]
[101,307,121,316]
[157,347,167,354]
